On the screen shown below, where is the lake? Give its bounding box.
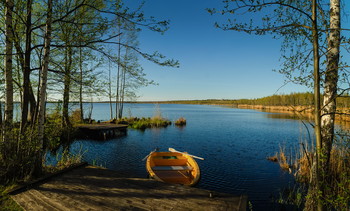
[50,103,313,210]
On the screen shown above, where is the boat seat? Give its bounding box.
[152,166,193,171]
[153,157,188,166]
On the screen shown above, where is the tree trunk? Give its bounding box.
[116,21,121,120]
[316,1,340,209]
[36,0,53,177]
[108,59,113,120]
[4,0,14,134]
[311,0,324,210]
[0,102,2,133]
[79,47,84,121]
[29,83,37,123]
[321,0,340,169]
[21,0,33,132]
[119,50,128,119]
[62,47,73,127]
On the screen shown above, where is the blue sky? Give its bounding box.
[125,0,343,101]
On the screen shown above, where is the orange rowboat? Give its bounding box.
[145,148,202,186]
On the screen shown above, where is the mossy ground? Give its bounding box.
[0,186,23,211]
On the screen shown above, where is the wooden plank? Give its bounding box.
[75,124,128,140]
[10,165,247,211]
[152,166,193,171]
[76,123,128,130]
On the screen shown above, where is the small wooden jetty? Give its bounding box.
[76,123,128,140]
[10,164,247,211]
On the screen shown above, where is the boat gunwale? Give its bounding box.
[146,151,200,186]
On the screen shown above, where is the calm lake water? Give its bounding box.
[50,103,313,210]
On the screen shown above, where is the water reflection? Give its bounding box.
[262,111,312,121]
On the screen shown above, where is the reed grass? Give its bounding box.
[0,144,85,211]
[274,138,350,210]
[267,147,292,172]
[175,117,187,126]
[56,148,84,170]
[267,153,278,162]
[278,149,290,171]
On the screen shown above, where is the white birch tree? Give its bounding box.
[209,0,345,209]
[34,0,53,176]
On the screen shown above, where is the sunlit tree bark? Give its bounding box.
[321,0,340,168]
[36,0,53,176]
[4,0,14,133]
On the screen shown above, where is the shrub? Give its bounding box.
[175,117,186,126]
[120,116,171,130]
[70,109,83,124]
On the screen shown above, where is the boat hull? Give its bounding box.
[146,151,200,186]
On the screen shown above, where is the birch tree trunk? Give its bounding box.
[321,0,340,167]
[315,1,340,209]
[36,0,53,176]
[4,0,14,133]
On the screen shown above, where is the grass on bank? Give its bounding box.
[115,116,187,130]
[114,107,178,130]
[117,116,172,130]
[268,140,350,210]
[0,149,83,211]
[0,185,23,211]
[0,108,85,211]
[1,148,84,210]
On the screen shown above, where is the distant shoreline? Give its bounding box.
[69,101,350,123]
[130,101,350,125]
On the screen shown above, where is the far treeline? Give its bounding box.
[153,92,350,108]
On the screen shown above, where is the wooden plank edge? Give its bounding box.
[8,162,88,195]
[238,195,248,211]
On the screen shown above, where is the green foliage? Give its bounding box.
[0,106,80,184]
[119,117,172,130]
[0,186,22,211]
[229,92,314,106]
[116,104,172,130]
[0,127,39,184]
[277,186,306,209]
[69,109,83,124]
[56,148,84,169]
[45,110,64,152]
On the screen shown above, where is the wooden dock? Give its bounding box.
[76,123,128,140]
[10,165,247,211]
